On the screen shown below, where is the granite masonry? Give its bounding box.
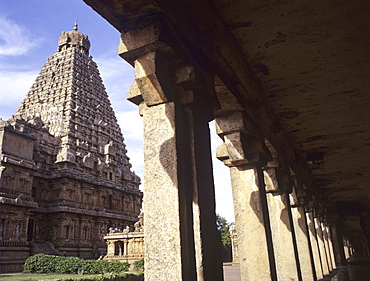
[0,24,142,272]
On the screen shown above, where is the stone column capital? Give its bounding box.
[290,177,308,206]
[215,110,272,168]
[263,166,294,194]
[120,17,218,114]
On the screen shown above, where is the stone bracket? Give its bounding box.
[120,16,219,113]
[216,130,272,167]
[264,166,293,193]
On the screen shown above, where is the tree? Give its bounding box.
[216,214,233,261]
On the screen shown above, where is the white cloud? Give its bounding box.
[116,110,143,142]
[0,16,43,120]
[0,70,38,119]
[0,16,41,56]
[94,54,134,102]
[115,109,144,184]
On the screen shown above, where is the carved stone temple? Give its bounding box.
[0,24,143,273]
[82,1,370,280]
[103,209,144,265]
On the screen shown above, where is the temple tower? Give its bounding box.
[16,23,129,173]
[0,24,142,272]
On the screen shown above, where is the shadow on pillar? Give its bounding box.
[301,210,318,280]
[253,166,278,280]
[158,96,223,280]
[284,194,303,281]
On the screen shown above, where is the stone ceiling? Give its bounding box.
[216,0,370,204]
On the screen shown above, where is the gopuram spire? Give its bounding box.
[15,25,137,178]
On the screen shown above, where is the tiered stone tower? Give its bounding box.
[17,23,131,174]
[0,24,142,272]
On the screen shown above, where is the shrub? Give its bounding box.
[23,253,58,273]
[55,256,83,273]
[133,259,144,272]
[61,272,144,281]
[23,254,130,274]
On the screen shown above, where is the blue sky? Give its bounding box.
[0,0,234,222]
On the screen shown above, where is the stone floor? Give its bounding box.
[318,265,370,281]
[318,255,370,281]
[223,262,241,281]
[223,258,370,281]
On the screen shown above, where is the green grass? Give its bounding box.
[0,273,98,281]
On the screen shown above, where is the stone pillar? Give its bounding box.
[306,211,324,279]
[290,206,315,281]
[229,165,272,280]
[140,93,222,281]
[314,217,330,275]
[289,185,316,281]
[330,221,347,266]
[360,208,370,256]
[141,102,185,279]
[264,167,300,281]
[320,222,332,271]
[119,20,223,281]
[106,240,115,256]
[216,111,276,280]
[123,239,128,256]
[343,238,350,260]
[326,225,337,268]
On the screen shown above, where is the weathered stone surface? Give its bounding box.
[266,192,299,280]
[0,127,35,160]
[291,205,315,281]
[325,225,337,270]
[229,225,239,266]
[314,217,330,275]
[215,111,246,136]
[264,168,299,280]
[306,212,324,279]
[103,210,144,265]
[141,99,222,280]
[230,165,270,280]
[142,102,183,280]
